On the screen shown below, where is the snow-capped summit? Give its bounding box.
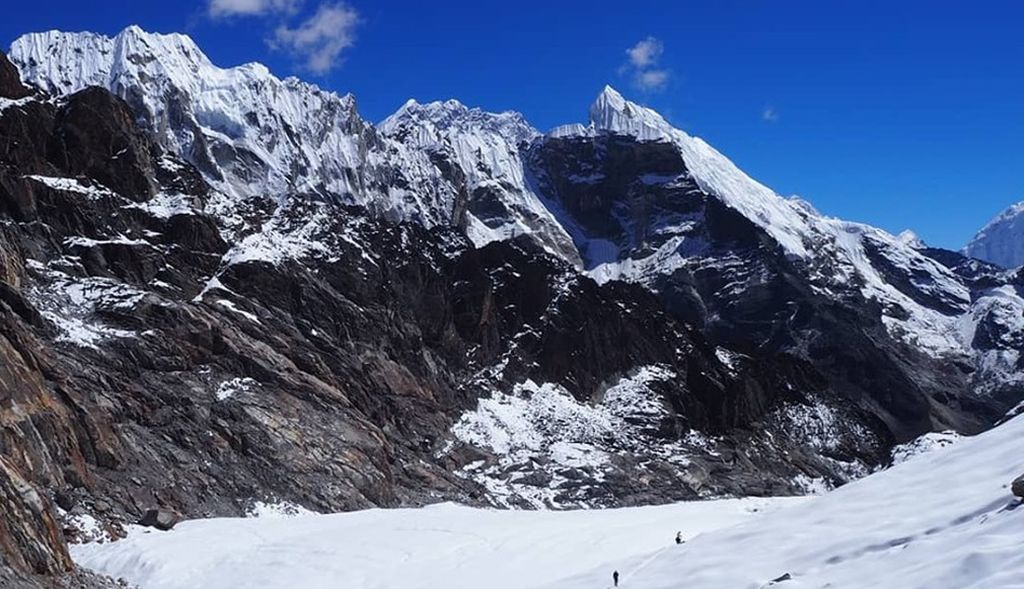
[12,26,215,96]
[588,85,674,141]
[381,98,537,144]
[550,86,816,259]
[963,201,1024,268]
[897,229,926,249]
[380,98,535,173]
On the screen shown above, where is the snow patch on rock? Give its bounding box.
[26,264,144,348]
[452,366,694,507]
[215,377,258,401]
[245,501,316,519]
[25,175,120,200]
[890,431,963,465]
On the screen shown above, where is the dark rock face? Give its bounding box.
[47,87,156,201]
[1012,474,1024,499]
[0,52,30,99]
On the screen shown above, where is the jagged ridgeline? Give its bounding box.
[0,25,1021,587]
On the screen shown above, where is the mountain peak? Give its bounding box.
[9,26,219,98]
[897,230,926,249]
[963,200,1024,268]
[588,85,672,142]
[595,84,626,106]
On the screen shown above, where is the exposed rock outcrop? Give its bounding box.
[0,457,72,576]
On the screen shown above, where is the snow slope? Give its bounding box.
[69,498,802,589]
[964,201,1024,269]
[552,414,1024,589]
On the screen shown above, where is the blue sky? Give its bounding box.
[3,1,1022,249]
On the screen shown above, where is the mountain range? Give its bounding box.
[0,25,1021,587]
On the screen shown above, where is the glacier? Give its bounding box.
[66,415,1024,589]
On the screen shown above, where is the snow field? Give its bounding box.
[70,497,802,589]
[72,415,1024,589]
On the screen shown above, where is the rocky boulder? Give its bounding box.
[139,508,182,531]
[1012,473,1024,499]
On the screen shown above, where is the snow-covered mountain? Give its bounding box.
[536,86,1023,434]
[964,201,1024,269]
[8,27,578,260]
[2,25,1023,586]
[8,24,1023,439]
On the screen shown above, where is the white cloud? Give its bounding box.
[622,36,669,93]
[762,106,779,122]
[208,0,299,18]
[626,37,664,69]
[635,69,669,92]
[272,2,360,74]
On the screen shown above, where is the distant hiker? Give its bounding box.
[675,531,683,544]
[613,570,619,587]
